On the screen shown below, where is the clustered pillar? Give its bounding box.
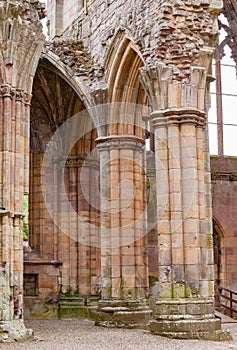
[0,86,32,341]
[149,108,221,338]
[0,0,44,342]
[140,62,231,340]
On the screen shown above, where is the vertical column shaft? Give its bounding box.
[96,136,151,329]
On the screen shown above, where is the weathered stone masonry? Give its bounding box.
[0,0,45,342]
[0,0,235,343]
[43,0,229,339]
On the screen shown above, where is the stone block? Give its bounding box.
[184,248,199,264]
[158,250,172,266]
[172,249,184,264]
[159,282,173,298]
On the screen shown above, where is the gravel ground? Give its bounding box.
[0,319,237,350]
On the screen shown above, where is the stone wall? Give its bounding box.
[211,156,237,290]
[47,0,85,38]
[21,0,231,340]
[23,261,61,319]
[47,0,220,85]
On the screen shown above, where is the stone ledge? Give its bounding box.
[24,260,63,267]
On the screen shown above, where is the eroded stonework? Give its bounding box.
[0,0,236,343]
[0,0,45,342]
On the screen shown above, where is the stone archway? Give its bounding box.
[23,57,101,319]
[213,218,225,288]
[95,31,153,328]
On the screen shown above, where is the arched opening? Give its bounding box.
[103,31,158,299]
[105,31,148,136]
[213,218,225,288]
[23,58,101,318]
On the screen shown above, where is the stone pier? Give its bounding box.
[0,0,45,342]
[140,59,230,340]
[96,135,152,329]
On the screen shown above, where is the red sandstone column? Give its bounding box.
[0,0,45,342]
[96,136,151,328]
[140,60,230,340]
[0,84,31,340]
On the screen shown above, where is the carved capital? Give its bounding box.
[0,209,11,217]
[139,63,173,111]
[209,0,223,13]
[140,60,212,113]
[151,107,206,128]
[65,155,99,169]
[96,135,145,151]
[0,84,15,98]
[198,48,215,72]
[15,89,24,101]
[23,93,32,105]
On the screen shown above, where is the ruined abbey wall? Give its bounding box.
[0,0,235,343]
[47,0,220,85]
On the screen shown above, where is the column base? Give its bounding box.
[0,320,33,343]
[149,299,232,341]
[95,299,152,330]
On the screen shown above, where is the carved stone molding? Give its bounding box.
[151,107,207,128]
[53,155,99,169]
[0,84,15,98]
[65,156,99,169]
[140,55,213,112]
[15,89,24,101]
[23,93,32,105]
[0,209,25,218]
[96,135,145,151]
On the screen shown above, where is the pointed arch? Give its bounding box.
[42,51,93,111]
[105,29,145,104]
[213,217,226,288]
[104,30,148,137]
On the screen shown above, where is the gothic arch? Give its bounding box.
[24,55,101,311]
[213,217,225,287]
[104,30,147,137]
[42,51,93,111]
[105,30,144,102]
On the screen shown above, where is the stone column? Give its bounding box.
[0,85,32,341]
[0,0,45,342]
[96,136,151,329]
[139,62,230,340]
